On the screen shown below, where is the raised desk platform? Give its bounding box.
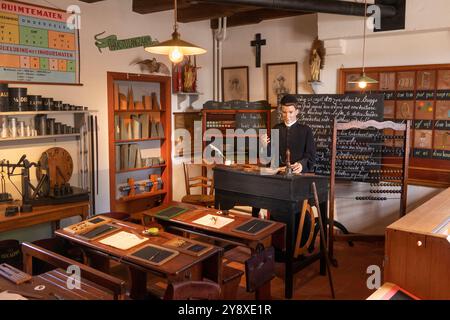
[385,187,450,299]
[0,201,89,233]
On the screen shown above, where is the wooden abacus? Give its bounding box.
[328,119,411,259]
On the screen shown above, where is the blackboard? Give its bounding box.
[293,94,384,178]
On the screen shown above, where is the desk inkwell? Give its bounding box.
[285,149,293,177]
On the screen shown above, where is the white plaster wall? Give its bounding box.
[222,14,318,101]
[1,0,213,241]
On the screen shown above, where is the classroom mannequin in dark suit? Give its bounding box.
[254,94,317,217]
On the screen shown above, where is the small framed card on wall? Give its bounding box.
[266,62,298,107]
[221,66,249,102]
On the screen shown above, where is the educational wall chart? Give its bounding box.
[0,0,80,84]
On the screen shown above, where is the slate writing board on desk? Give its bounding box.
[130,244,179,266]
[155,206,188,220]
[234,219,274,235]
[292,94,384,179]
[164,237,213,257]
[78,224,120,240]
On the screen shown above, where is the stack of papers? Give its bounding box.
[193,214,234,229]
[99,231,148,250]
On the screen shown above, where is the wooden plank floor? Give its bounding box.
[225,240,385,300]
[110,239,384,300]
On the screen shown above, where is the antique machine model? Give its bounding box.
[0,148,89,212]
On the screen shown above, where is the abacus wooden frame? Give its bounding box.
[328,119,410,259]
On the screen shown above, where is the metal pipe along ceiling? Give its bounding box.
[197,0,397,18]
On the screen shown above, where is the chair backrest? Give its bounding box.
[183,162,214,196]
[22,242,126,300]
[163,280,221,300]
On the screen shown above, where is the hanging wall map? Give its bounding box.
[0,0,80,84]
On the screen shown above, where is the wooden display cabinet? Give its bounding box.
[107,72,172,213]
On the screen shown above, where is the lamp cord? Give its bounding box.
[174,0,178,32]
[362,0,367,75]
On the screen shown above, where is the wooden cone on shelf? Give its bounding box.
[128,86,135,110]
[143,95,152,110]
[151,93,160,110]
[114,83,120,111]
[119,93,127,110]
[157,122,164,139]
[150,117,158,138]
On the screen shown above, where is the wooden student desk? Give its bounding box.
[55,218,223,299]
[142,202,286,251]
[0,201,89,233]
[0,268,114,300]
[141,201,286,299]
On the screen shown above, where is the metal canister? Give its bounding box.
[41,97,53,111]
[28,95,43,111]
[55,122,62,134]
[0,83,8,112]
[62,104,70,111]
[61,124,67,134]
[52,101,62,111]
[35,115,47,135]
[8,88,28,111]
[47,118,55,135]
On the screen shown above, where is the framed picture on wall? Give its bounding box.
[266,62,298,107]
[221,66,249,102]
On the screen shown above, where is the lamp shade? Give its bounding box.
[145,31,206,58]
[348,73,378,89]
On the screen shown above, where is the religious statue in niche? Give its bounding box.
[309,38,326,82]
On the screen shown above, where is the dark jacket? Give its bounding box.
[271,122,316,172]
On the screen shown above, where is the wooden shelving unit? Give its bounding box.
[107,72,172,213]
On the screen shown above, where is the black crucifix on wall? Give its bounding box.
[250,33,266,68]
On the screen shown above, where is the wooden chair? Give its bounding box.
[163,280,221,300]
[181,162,215,207]
[22,242,127,300]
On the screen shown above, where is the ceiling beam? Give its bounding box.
[178,3,254,22]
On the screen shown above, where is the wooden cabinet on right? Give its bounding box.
[384,187,450,299]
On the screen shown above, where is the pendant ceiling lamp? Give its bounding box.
[348,0,378,89]
[144,0,206,64]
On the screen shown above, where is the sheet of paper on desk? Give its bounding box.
[99,231,147,250]
[0,291,28,300]
[193,214,234,229]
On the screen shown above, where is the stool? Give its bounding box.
[221,265,244,300]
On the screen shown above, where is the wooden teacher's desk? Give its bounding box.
[213,165,330,299]
[55,218,222,299]
[0,201,89,233]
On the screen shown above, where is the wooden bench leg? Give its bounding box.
[129,267,147,300]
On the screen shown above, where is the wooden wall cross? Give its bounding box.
[250,33,266,68]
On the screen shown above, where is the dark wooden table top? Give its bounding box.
[0,268,113,300]
[55,218,223,278]
[141,202,286,248]
[0,201,89,232]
